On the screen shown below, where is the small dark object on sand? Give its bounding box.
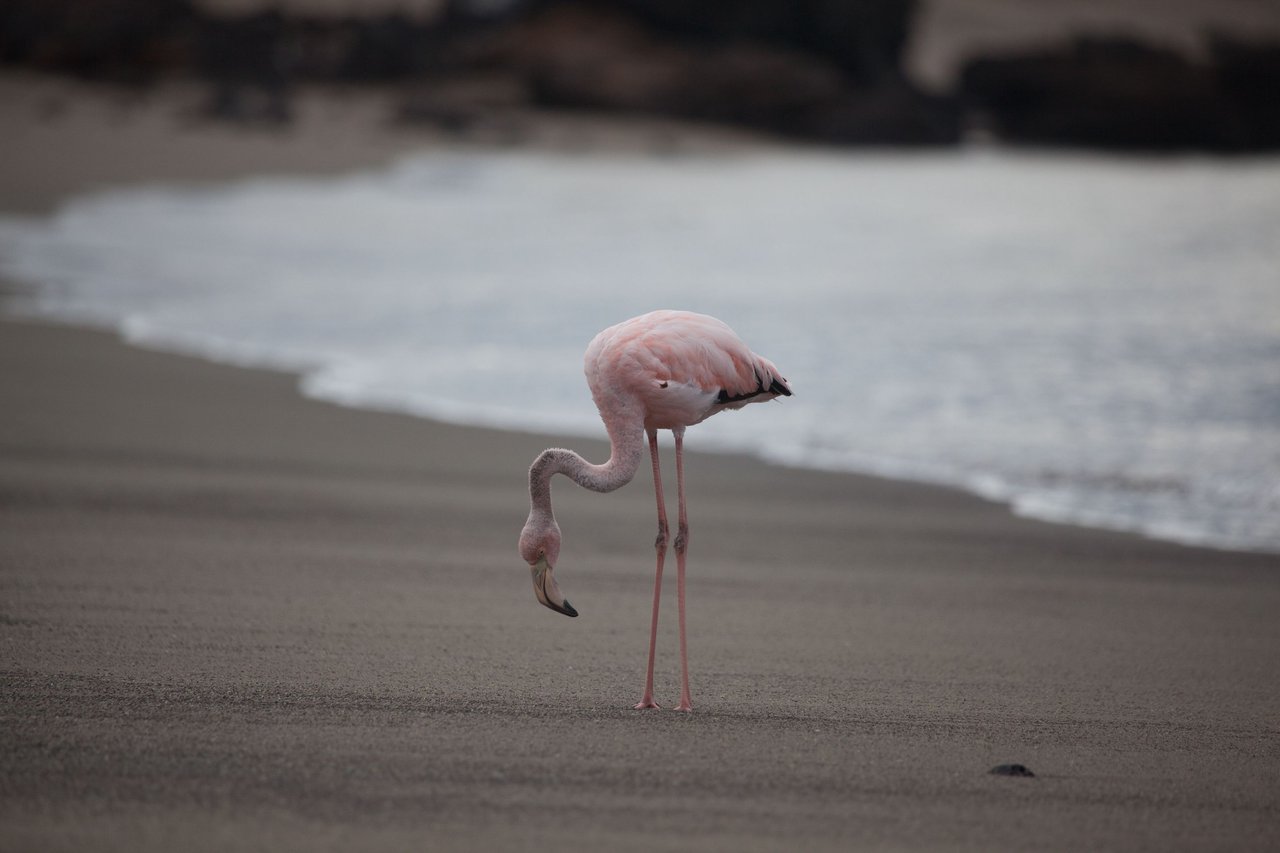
[990,763,1036,777]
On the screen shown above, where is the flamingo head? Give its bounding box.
[518,518,577,618]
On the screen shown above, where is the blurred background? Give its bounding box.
[1,0,1278,554]
[2,0,1279,148]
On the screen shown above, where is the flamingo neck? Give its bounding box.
[528,414,645,516]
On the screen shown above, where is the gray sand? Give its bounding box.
[2,75,1279,851]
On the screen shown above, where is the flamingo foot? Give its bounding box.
[633,697,661,710]
[673,700,693,713]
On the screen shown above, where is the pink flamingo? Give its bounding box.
[519,310,791,711]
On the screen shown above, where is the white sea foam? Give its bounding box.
[2,147,1278,554]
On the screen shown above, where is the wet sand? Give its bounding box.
[2,74,1279,851]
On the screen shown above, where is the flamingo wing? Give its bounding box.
[586,310,790,430]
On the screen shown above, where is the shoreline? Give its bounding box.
[3,72,1279,851]
[11,296,1277,559]
[5,89,1277,557]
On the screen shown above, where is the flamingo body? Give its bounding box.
[585,310,790,430]
[519,310,791,711]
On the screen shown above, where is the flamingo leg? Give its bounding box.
[672,426,693,712]
[634,428,666,710]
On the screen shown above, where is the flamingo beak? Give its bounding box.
[531,555,578,617]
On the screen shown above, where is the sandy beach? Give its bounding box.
[2,74,1279,851]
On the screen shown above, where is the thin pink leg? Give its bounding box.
[634,428,666,710]
[672,427,693,712]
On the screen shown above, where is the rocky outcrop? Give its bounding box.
[568,0,916,84]
[0,0,195,82]
[479,5,959,144]
[1208,35,1280,151]
[1,0,1276,151]
[960,36,1280,152]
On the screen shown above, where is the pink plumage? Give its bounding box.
[519,310,791,712]
[585,310,791,430]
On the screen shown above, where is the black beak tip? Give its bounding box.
[561,600,578,618]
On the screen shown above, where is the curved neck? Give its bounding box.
[528,415,645,518]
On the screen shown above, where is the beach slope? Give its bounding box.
[2,77,1279,851]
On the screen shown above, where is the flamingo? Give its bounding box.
[518,310,792,711]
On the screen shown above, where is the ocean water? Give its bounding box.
[1,148,1278,553]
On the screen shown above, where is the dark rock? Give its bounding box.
[197,11,294,122]
[486,4,959,144]
[337,14,433,81]
[1208,35,1280,150]
[801,81,962,145]
[960,35,1280,152]
[0,0,196,83]
[570,0,916,85]
[989,763,1036,778]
